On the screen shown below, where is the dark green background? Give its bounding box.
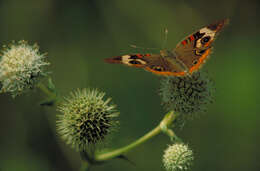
[0,0,259,171]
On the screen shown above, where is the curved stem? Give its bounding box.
[37,81,179,166]
[95,110,177,161]
[36,81,77,169]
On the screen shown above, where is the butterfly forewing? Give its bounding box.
[104,53,186,76]
[173,18,229,74]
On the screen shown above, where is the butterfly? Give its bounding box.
[104,19,229,77]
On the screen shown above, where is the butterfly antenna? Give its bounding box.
[161,28,168,49]
[129,44,159,50]
[119,45,158,54]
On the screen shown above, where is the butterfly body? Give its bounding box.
[105,19,229,77]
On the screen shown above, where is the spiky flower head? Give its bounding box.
[57,89,119,151]
[163,143,193,171]
[0,40,49,97]
[159,72,214,122]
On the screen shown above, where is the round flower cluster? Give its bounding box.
[163,143,193,171]
[159,71,215,120]
[0,40,49,97]
[57,89,119,151]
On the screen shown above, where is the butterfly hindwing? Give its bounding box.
[174,18,229,74]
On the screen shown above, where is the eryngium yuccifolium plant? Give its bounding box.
[163,143,193,171]
[0,40,49,97]
[57,89,119,151]
[159,71,214,119]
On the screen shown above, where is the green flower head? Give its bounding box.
[0,40,49,97]
[57,89,119,151]
[159,71,215,122]
[163,143,193,171]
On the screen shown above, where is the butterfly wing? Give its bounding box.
[104,54,186,76]
[105,19,229,77]
[173,18,229,74]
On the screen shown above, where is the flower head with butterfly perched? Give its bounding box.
[104,19,229,77]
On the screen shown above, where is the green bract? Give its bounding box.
[57,89,119,151]
[0,40,49,97]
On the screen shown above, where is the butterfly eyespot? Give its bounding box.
[193,60,198,65]
[194,49,206,56]
[129,60,141,65]
[152,66,164,71]
[201,36,211,44]
[194,50,200,56]
[199,49,206,54]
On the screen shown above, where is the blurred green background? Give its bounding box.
[0,0,259,171]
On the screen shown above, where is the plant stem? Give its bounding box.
[37,82,179,166]
[37,82,56,99]
[37,82,77,169]
[95,110,177,161]
[80,161,90,171]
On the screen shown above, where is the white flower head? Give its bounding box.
[0,40,49,97]
[163,143,193,171]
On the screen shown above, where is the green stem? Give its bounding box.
[37,81,179,166]
[80,162,90,171]
[36,81,76,169]
[95,110,177,161]
[37,82,56,99]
